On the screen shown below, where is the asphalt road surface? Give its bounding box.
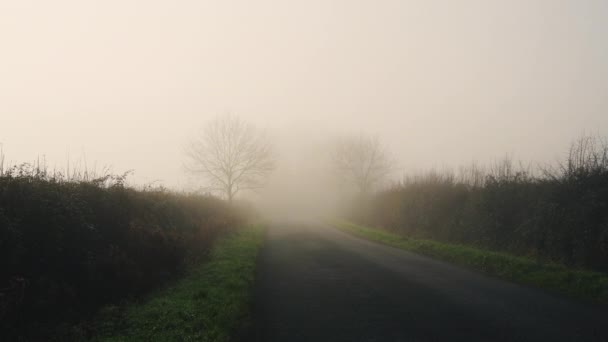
[245,222,608,342]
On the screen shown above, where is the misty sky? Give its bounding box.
[1,0,608,189]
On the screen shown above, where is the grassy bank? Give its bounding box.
[93,224,265,342]
[331,220,608,303]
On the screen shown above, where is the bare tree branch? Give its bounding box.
[185,115,276,202]
[331,135,394,194]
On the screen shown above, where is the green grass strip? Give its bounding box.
[331,220,608,304]
[94,225,265,342]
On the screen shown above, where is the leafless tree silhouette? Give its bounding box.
[332,135,393,194]
[185,115,275,202]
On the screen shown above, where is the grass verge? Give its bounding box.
[331,220,608,304]
[92,225,265,342]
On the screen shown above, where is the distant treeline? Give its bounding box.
[0,164,244,340]
[353,135,608,272]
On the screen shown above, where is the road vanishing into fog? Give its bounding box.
[244,222,608,342]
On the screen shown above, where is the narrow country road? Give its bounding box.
[245,222,608,342]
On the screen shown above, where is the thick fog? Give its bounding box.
[2,1,608,206]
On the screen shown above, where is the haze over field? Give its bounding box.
[2,0,608,193]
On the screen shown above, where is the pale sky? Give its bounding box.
[1,0,607,189]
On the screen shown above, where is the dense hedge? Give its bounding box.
[356,136,608,272]
[0,168,241,340]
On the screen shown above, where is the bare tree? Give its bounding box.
[185,116,275,202]
[331,135,394,194]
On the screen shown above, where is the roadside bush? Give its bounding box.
[0,166,241,340]
[357,136,608,272]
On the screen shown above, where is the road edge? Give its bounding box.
[330,220,608,304]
